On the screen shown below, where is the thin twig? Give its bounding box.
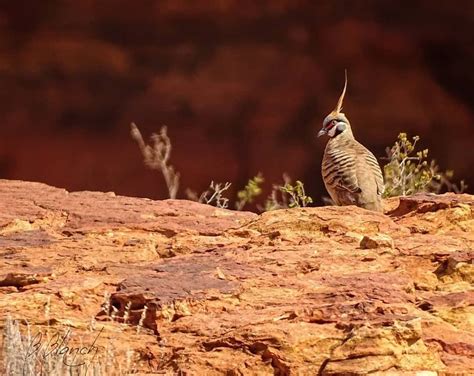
[130,123,180,199]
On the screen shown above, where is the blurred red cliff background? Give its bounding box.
[0,1,473,204]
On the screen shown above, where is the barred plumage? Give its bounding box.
[318,72,384,212]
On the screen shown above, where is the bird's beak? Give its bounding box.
[317,128,326,138]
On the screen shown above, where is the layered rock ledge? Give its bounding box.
[0,180,473,375]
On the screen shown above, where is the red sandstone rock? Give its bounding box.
[0,180,473,374]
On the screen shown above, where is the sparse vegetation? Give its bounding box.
[280,180,313,208]
[130,123,313,210]
[130,125,467,210]
[2,292,146,375]
[235,174,264,210]
[130,123,180,199]
[426,165,468,195]
[263,174,291,211]
[199,181,232,209]
[383,133,466,198]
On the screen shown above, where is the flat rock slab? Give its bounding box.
[0,179,256,235]
[0,180,473,375]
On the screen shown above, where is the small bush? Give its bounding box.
[235,174,264,210]
[383,133,466,198]
[280,180,313,208]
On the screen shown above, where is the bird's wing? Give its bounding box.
[362,148,385,196]
[322,148,362,194]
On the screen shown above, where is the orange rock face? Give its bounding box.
[0,180,473,374]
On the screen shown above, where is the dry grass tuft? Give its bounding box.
[1,293,149,375]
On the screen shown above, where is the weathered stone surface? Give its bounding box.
[0,266,54,287]
[360,233,395,249]
[0,181,473,374]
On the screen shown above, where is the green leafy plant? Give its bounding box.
[280,180,313,208]
[383,133,466,197]
[235,173,264,210]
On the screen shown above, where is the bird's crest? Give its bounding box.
[330,70,348,116]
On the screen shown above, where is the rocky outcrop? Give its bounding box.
[0,180,473,374]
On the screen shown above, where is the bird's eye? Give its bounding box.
[331,120,337,126]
